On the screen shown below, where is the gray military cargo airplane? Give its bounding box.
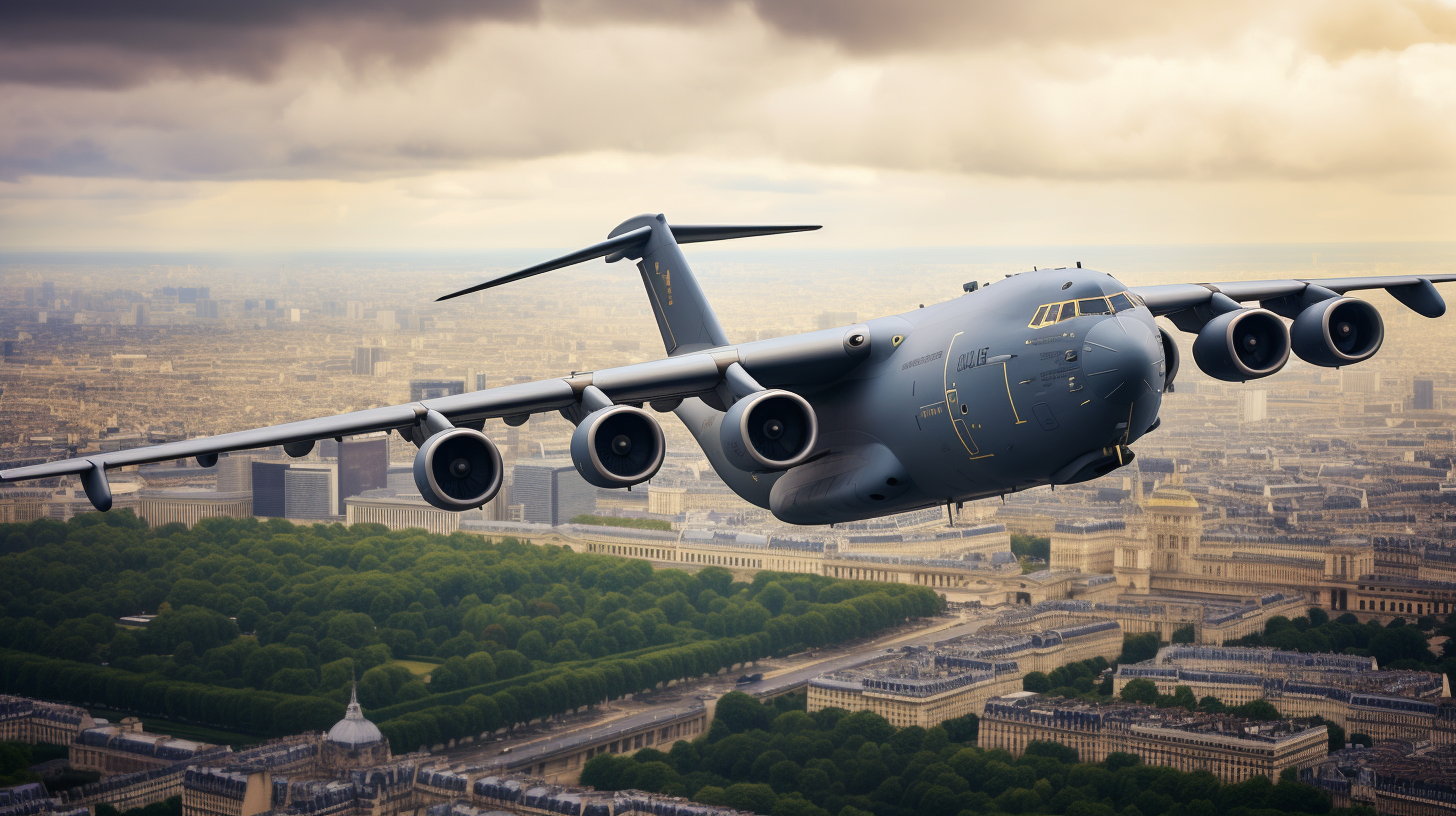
[4,213,1453,525]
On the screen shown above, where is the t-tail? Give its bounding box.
[435,213,818,356]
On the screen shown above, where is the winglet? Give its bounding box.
[435,220,820,301]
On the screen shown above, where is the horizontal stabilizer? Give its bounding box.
[436,221,819,301]
[670,224,820,244]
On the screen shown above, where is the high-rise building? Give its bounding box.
[376,310,397,331]
[40,281,55,305]
[218,455,253,494]
[338,436,388,514]
[511,459,596,525]
[284,466,337,519]
[1414,379,1435,410]
[133,304,150,326]
[1341,369,1381,394]
[347,301,364,320]
[1240,389,1267,422]
[196,299,220,319]
[353,347,387,376]
[251,461,289,517]
[409,380,465,402]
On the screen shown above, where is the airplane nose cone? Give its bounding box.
[1081,316,1163,404]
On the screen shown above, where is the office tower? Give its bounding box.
[40,281,55,305]
[511,459,596,525]
[133,304,150,326]
[376,310,397,330]
[218,454,253,494]
[251,461,288,517]
[196,299,220,319]
[1414,379,1435,410]
[338,436,388,514]
[1240,390,1267,422]
[178,287,199,304]
[284,466,336,519]
[346,301,364,320]
[353,346,387,376]
[1340,369,1380,394]
[409,380,465,402]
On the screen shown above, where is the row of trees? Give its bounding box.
[1232,608,1450,672]
[0,513,940,714]
[580,692,1335,816]
[0,648,344,735]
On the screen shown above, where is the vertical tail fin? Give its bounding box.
[434,214,817,358]
[607,214,728,356]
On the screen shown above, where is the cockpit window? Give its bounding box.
[1031,292,1139,327]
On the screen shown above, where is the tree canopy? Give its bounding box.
[0,512,942,749]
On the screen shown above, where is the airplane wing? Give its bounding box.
[0,352,733,499]
[1132,273,1456,319]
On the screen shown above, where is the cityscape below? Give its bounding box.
[5,245,1456,816]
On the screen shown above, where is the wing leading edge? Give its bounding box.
[0,353,731,489]
[1132,273,1456,317]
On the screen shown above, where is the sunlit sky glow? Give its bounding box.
[2,0,1455,251]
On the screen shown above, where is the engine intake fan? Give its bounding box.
[413,427,503,511]
[720,389,818,471]
[1291,297,1383,367]
[1191,308,1290,382]
[570,405,665,488]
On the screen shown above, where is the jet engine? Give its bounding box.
[720,389,818,471]
[1290,297,1383,367]
[413,427,503,511]
[1191,308,1290,382]
[569,405,665,488]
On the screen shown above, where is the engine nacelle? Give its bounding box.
[569,405,665,488]
[1191,308,1290,382]
[720,389,818,472]
[1290,297,1383,367]
[413,427,503,511]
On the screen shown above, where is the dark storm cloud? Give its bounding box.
[0,0,538,88]
[7,0,1455,89]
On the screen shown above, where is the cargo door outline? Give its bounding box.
[944,330,1026,460]
[942,332,989,459]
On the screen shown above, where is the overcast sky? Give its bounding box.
[2,0,1455,251]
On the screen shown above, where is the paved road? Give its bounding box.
[436,609,997,770]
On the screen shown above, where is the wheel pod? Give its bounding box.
[1290,297,1383,367]
[413,427,503,511]
[569,405,665,488]
[1191,308,1290,382]
[720,389,818,471]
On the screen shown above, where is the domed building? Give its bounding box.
[321,684,390,771]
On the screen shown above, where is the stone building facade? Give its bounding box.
[1114,645,1451,743]
[807,620,1122,728]
[980,692,1329,783]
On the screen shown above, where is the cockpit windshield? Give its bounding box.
[1028,291,1142,328]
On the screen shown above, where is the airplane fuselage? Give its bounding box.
[680,268,1166,524]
